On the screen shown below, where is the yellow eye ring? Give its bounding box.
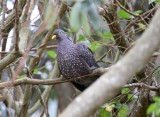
[59,31,63,35]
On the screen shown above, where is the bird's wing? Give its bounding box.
[75,43,99,69]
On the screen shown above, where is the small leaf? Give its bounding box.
[133,10,142,14]
[70,2,82,32]
[112,100,122,109]
[121,88,130,94]
[90,42,100,51]
[44,3,57,29]
[78,35,86,42]
[127,94,138,100]
[81,14,90,34]
[147,103,158,114]
[33,68,39,74]
[138,23,146,30]
[103,32,114,39]
[47,51,57,59]
[153,96,160,102]
[117,10,131,19]
[98,109,111,117]
[118,104,129,117]
[88,4,101,30]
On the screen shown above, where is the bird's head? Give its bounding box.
[51,29,68,41]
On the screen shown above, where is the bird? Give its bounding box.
[52,29,100,91]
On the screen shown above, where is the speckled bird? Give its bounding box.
[52,29,100,91]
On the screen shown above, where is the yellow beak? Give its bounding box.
[52,35,56,40]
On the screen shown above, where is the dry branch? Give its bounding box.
[0,67,108,90]
[124,83,159,91]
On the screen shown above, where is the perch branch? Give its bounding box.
[0,67,109,90]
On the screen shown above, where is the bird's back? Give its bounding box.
[57,43,92,79]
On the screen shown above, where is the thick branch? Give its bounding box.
[59,8,160,117]
[0,51,21,72]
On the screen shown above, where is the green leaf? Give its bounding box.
[112,100,122,109]
[98,109,111,117]
[90,42,100,51]
[87,4,101,30]
[127,94,134,100]
[147,96,160,115]
[81,14,90,35]
[78,35,86,42]
[127,94,138,100]
[121,88,130,94]
[155,0,160,4]
[118,104,129,117]
[103,32,114,39]
[147,103,158,114]
[117,10,131,19]
[47,51,57,59]
[153,96,160,102]
[33,68,39,74]
[133,10,142,14]
[44,3,57,29]
[70,2,82,32]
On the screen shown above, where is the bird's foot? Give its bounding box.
[90,66,98,71]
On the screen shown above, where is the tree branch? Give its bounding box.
[124,83,159,91]
[15,0,20,51]
[0,67,109,90]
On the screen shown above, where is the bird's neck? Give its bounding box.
[58,38,74,52]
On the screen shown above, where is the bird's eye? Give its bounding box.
[59,31,63,35]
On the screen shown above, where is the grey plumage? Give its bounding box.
[52,29,99,91]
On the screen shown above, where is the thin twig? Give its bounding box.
[15,0,19,51]
[1,0,7,57]
[124,83,159,91]
[31,45,58,51]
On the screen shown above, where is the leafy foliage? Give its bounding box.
[99,100,129,117]
[117,10,131,19]
[148,0,160,4]
[117,9,142,19]
[33,68,39,74]
[90,42,100,51]
[44,2,57,29]
[147,97,160,116]
[117,104,129,117]
[47,50,57,59]
[99,31,114,41]
[69,0,100,33]
[98,108,111,117]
